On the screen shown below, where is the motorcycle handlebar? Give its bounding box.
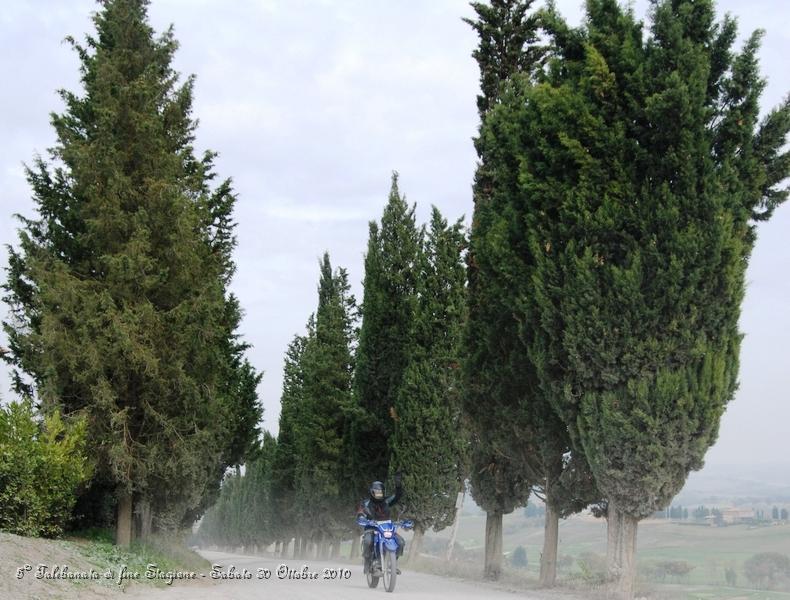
[355,516,414,530]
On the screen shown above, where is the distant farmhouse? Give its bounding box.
[704,508,755,525]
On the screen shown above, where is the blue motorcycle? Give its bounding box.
[356,516,413,592]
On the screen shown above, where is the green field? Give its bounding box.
[420,512,790,597]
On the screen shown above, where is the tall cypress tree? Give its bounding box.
[270,333,307,555]
[293,253,357,552]
[2,0,260,543]
[463,0,547,581]
[511,1,790,596]
[389,207,468,560]
[350,173,421,493]
[473,70,601,587]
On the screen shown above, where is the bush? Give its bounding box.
[558,554,575,569]
[645,560,695,582]
[724,566,737,587]
[743,552,790,590]
[510,545,528,568]
[0,399,91,537]
[575,552,609,586]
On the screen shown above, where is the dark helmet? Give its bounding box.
[369,481,385,501]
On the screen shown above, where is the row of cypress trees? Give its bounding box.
[198,175,469,560]
[10,3,786,599]
[2,0,262,544]
[197,2,789,598]
[463,0,789,597]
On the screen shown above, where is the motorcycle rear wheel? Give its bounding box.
[366,563,380,588]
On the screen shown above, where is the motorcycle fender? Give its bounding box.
[384,538,398,552]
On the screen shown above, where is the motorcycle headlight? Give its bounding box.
[383,531,393,538]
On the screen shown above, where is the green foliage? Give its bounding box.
[269,334,308,540]
[2,0,261,532]
[389,208,468,535]
[463,0,543,520]
[464,0,599,531]
[73,531,209,588]
[462,0,544,118]
[351,173,421,491]
[743,552,790,590]
[0,399,91,537]
[646,560,696,582]
[511,544,528,568]
[197,433,279,548]
[293,253,357,535]
[575,552,609,586]
[486,0,790,520]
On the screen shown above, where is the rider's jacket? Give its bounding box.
[357,483,403,521]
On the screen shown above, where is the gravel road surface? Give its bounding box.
[123,549,582,600]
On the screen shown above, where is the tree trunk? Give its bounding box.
[606,500,639,600]
[539,501,559,587]
[292,536,301,559]
[312,538,320,559]
[445,488,465,561]
[319,537,329,559]
[483,510,503,580]
[281,538,290,558]
[331,538,341,559]
[136,497,152,540]
[274,540,281,556]
[408,526,424,563]
[116,491,133,547]
[350,532,360,560]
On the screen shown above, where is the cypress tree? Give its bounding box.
[473,70,601,587]
[463,0,551,581]
[389,207,468,561]
[508,1,790,596]
[293,253,357,552]
[463,0,544,118]
[2,0,261,543]
[271,333,308,554]
[350,173,421,493]
[241,431,279,552]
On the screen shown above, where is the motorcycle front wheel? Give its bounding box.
[383,549,397,592]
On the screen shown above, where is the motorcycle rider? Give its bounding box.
[356,472,405,573]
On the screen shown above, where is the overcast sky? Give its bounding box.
[1,0,788,470]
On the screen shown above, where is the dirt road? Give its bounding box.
[123,550,581,600]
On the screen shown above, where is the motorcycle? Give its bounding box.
[356,515,413,592]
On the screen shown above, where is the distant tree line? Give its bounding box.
[652,505,790,522]
[198,176,469,560]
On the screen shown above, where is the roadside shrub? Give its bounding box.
[0,399,91,537]
[743,552,790,590]
[510,545,528,568]
[724,566,737,587]
[575,552,608,586]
